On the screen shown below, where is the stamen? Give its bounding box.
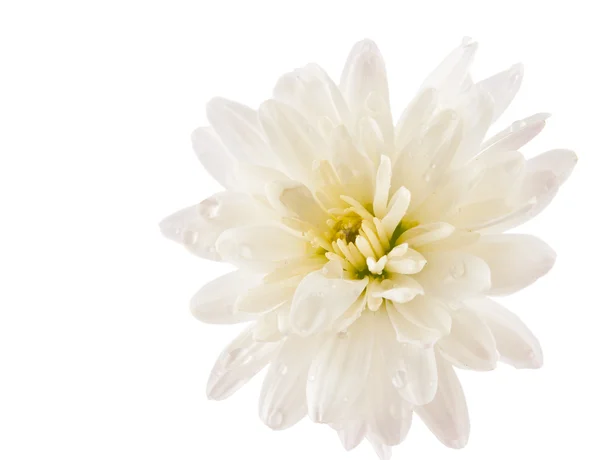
[340,195,373,221]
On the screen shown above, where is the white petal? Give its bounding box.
[191,126,236,188]
[414,251,491,299]
[387,302,440,345]
[376,275,424,304]
[236,280,298,314]
[259,336,318,430]
[465,297,543,368]
[307,315,374,423]
[526,148,577,186]
[253,310,285,342]
[216,224,308,271]
[259,99,325,183]
[290,272,368,335]
[480,112,549,154]
[438,308,497,371]
[190,270,261,324]
[398,222,455,248]
[416,354,470,449]
[367,434,393,460]
[206,97,275,167]
[273,63,350,127]
[385,248,427,275]
[333,293,367,332]
[375,313,438,405]
[373,155,392,219]
[467,234,556,296]
[335,420,367,451]
[206,326,281,400]
[340,39,393,146]
[477,63,523,122]
[421,39,477,93]
[399,295,452,337]
[159,192,265,261]
[382,186,411,237]
[265,180,328,228]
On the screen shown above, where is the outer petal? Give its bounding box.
[159,192,266,260]
[191,126,236,188]
[340,39,393,148]
[216,223,309,272]
[467,234,556,296]
[477,63,524,122]
[413,251,491,299]
[190,270,261,324]
[273,63,350,128]
[416,354,470,449]
[480,112,549,154]
[259,336,318,430]
[306,314,374,423]
[206,97,275,167]
[438,307,498,371]
[465,297,543,368]
[206,325,281,400]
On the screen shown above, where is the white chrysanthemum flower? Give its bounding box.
[161,39,576,458]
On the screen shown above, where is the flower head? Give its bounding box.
[161,38,576,458]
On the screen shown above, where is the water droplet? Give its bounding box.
[392,370,406,388]
[241,354,253,365]
[224,347,244,366]
[199,197,220,219]
[342,396,350,403]
[450,262,466,279]
[322,267,329,275]
[267,410,284,428]
[308,374,316,382]
[182,230,198,245]
[505,160,523,175]
[337,331,348,339]
[240,245,252,259]
[316,291,326,298]
[510,120,526,132]
[277,363,288,375]
[423,171,432,183]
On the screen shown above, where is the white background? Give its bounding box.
[1,1,597,458]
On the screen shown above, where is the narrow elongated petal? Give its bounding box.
[335,419,367,451]
[236,280,299,314]
[259,336,318,430]
[398,295,452,337]
[416,355,470,449]
[207,326,281,400]
[468,234,556,295]
[190,270,261,323]
[191,127,236,188]
[307,316,374,423]
[480,112,549,154]
[206,97,275,167]
[216,224,309,271]
[438,308,498,370]
[159,192,266,260]
[465,297,543,368]
[477,63,524,122]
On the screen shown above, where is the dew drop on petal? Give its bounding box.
[199,197,220,219]
[423,171,432,183]
[337,331,348,339]
[450,262,466,279]
[182,231,199,245]
[277,363,288,375]
[510,120,526,132]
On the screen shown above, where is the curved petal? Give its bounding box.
[335,419,367,451]
[398,295,452,337]
[216,224,309,272]
[259,336,318,430]
[468,234,556,296]
[438,308,497,371]
[416,354,470,449]
[477,63,523,122]
[235,280,298,314]
[190,270,262,323]
[159,192,266,261]
[413,251,491,299]
[290,272,368,336]
[367,434,393,460]
[206,326,281,400]
[306,315,374,423]
[480,112,550,154]
[387,301,441,345]
[191,126,236,188]
[340,39,393,148]
[273,63,350,128]
[206,97,275,167]
[465,297,543,368]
